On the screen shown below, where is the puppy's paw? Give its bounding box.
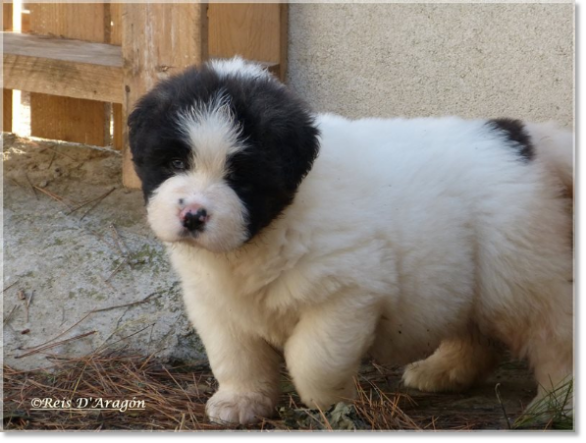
[297,383,357,411]
[402,359,472,393]
[206,390,275,425]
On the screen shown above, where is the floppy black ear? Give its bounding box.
[127,104,149,173]
[127,78,177,159]
[252,83,321,193]
[126,95,164,200]
[127,89,172,161]
[128,105,145,133]
[127,100,157,156]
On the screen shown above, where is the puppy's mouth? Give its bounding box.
[178,226,204,240]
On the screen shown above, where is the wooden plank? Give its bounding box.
[110,2,124,150]
[3,89,12,133]
[3,3,13,31]
[28,96,111,145]
[279,4,289,81]
[109,2,122,46]
[3,32,122,67]
[22,8,30,33]
[28,3,105,41]
[3,33,122,103]
[121,3,208,188]
[112,103,124,150]
[3,52,123,104]
[3,2,13,132]
[29,3,108,145]
[208,3,286,80]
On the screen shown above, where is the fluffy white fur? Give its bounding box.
[209,56,269,80]
[150,108,573,424]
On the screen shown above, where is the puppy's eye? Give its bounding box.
[171,159,186,171]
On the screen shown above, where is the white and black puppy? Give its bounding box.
[129,57,573,425]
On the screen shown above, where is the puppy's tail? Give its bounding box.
[526,121,574,198]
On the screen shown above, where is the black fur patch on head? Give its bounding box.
[487,118,534,162]
[128,62,320,241]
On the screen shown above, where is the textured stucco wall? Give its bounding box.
[288,2,574,128]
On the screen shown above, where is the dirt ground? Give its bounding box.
[1,133,571,431]
[2,133,204,371]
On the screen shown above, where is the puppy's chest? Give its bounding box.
[227,271,305,349]
[240,298,299,349]
[192,275,297,350]
[173,247,305,348]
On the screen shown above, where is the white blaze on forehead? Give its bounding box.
[176,93,246,180]
[209,56,270,81]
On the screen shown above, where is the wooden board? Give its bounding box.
[121,3,207,188]
[4,32,122,67]
[29,3,108,145]
[279,4,289,82]
[3,34,123,104]
[3,3,13,30]
[27,96,112,145]
[3,2,13,132]
[208,3,286,80]
[3,89,12,133]
[21,8,30,33]
[110,2,124,150]
[109,2,122,45]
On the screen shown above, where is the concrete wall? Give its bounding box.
[288,2,574,128]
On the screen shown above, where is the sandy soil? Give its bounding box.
[2,133,204,371]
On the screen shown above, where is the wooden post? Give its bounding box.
[121,3,208,188]
[28,4,108,145]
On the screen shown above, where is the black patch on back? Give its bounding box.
[487,118,534,162]
[128,63,320,242]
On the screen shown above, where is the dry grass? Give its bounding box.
[512,380,574,431]
[4,351,221,431]
[3,349,568,431]
[3,350,423,431]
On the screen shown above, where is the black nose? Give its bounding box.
[182,208,208,232]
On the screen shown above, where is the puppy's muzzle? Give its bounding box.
[180,205,209,232]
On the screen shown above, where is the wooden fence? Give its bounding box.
[3,2,288,188]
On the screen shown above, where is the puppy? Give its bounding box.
[128,57,573,425]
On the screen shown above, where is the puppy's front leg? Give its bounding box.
[190,305,281,425]
[284,296,379,409]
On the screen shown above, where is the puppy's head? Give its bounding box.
[128,57,320,252]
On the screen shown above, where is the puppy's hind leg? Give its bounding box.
[403,328,500,393]
[284,293,380,410]
[519,280,573,423]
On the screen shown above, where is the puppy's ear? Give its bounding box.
[127,84,176,151]
[256,90,320,193]
[128,102,151,140]
[127,105,149,167]
[127,91,166,160]
[128,106,144,132]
